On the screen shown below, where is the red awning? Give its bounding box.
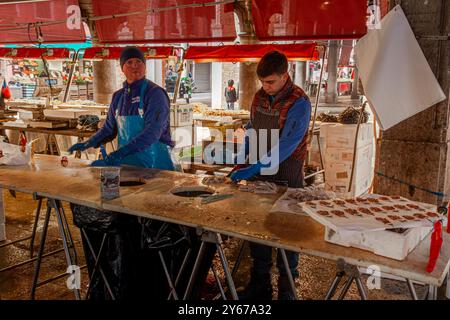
[252,0,367,41]
[184,43,319,62]
[83,46,174,60]
[92,0,237,44]
[0,47,71,60]
[0,0,86,44]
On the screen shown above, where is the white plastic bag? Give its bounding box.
[0,141,32,166]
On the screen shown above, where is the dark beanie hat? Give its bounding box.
[120,46,145,68]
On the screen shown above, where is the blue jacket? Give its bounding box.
[89,78,174,156]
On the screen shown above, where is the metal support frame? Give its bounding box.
[279,248,298,300]
[81,230,115,300]
[325,259,368,300]
[30,198,80,300]
[183,230,238,300]
[201,238,298,301]
[0,195,43,272]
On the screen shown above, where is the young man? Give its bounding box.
[231,51,312,300]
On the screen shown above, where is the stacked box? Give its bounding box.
[170,103,194,127]
[320,123,375,197]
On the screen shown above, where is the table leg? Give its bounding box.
[325,271,345,300]
[52,199,81,300]
[279,248,298,300]
[406,279,419,300]
[215,233,238,300]
[30,203,52,300]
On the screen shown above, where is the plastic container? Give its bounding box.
[100,167,121,200]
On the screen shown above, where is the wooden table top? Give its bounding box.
[0,154,449,287]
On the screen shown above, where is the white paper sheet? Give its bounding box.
[355,5,446,130]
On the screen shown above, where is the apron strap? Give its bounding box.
[114,91,124,118]
[138,80,148,118]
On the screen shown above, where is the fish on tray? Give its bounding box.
[344,208,362,217]
[332,199,346,207]
[330,210,347,218]
[425,211,439,218]
[358,207,374,215]
[319,200,334,208]
[413,213,427,219]
[375,217,392,225]
[317,210,332,217]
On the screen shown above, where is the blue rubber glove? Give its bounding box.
[230,163,262,182]
[90,148,127,167]
[68,141,93,154]
[105,149,127,165]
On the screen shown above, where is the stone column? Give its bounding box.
[236,0,259,111]
[324,40,339,104]
[93,60,118,104]
[238,62,259,111]
[294,61,307,89]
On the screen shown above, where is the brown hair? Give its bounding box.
[257,51,288,78]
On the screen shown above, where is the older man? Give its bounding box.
[68,47,215,300]
[69,46,174,169]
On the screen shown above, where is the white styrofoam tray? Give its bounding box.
[325,225,432,261]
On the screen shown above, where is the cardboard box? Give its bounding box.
[170,103,193,127]
[320,123,374,149]
[322,130,375,197]
[325,225,432,261]
[325,175,372,198]
[324,144,374,164]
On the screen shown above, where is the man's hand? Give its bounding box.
[90,149,125,167]
[68,141,92,154]
[230,163,261,182]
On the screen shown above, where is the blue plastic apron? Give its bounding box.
[115,80,174,170]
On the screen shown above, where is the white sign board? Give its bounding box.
[355,5,446,130]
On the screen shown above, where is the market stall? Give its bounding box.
[0,0,448,303]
